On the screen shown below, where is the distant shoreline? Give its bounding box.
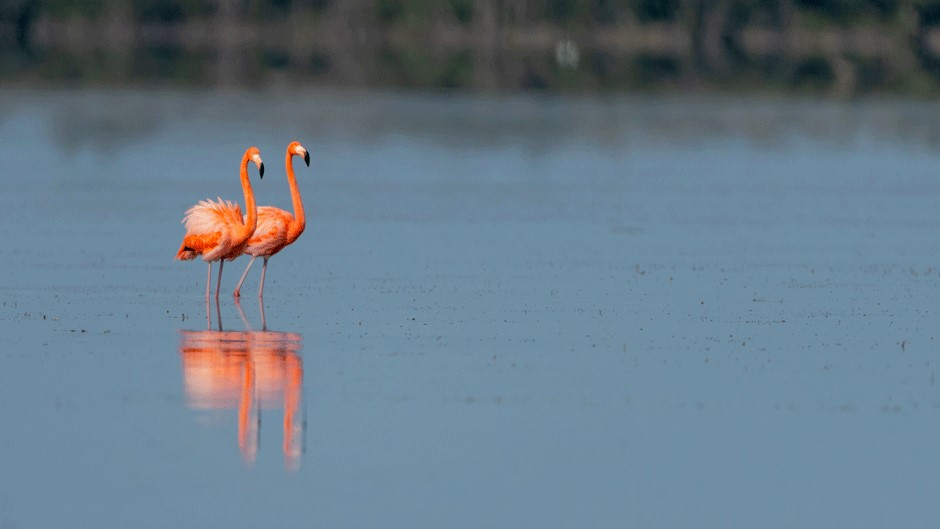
[3,1,940,96]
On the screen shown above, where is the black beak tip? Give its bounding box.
[303,152,310,167]
[259,163,265,178]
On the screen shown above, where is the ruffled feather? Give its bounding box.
[176,198,248,262]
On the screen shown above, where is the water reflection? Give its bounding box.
[11,90,940,156]
[178,304,304,471]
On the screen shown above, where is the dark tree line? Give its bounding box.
[4,0,940,94]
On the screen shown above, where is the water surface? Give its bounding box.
[1,90,940,528]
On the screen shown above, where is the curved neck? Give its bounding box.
[240,153,257,232]
[285,150,305,242]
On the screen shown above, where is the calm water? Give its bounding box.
[2,89,940,528]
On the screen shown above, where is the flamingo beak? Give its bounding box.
[259,162,265,178]
[303,151,310,167]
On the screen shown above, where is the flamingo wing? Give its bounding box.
[177,198,244,261]
[183,198,243,233]
[244,206,292,256]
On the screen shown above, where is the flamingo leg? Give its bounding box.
[234,256,257,298]
[215,297,223,331]
[205,262,212,302]
[234,297,253,331]
[258,257,270,299]
[205,262,212,329]
[215,259,224,300]
[259,300,267,331]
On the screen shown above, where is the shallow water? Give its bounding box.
[2,90,940,528]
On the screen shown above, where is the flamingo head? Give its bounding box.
[245,146,264,178]
[288,141,310,167]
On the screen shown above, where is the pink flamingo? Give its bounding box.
[177,147,264,300]
[233,141,310,299]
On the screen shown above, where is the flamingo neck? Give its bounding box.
[285,151,305,243]
[240,153,257,233]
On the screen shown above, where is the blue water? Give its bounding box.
[1,90,940,528]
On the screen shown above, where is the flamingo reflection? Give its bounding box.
[178,311,304,471]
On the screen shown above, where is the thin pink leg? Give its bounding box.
[258,257,269,299]
[215,259,224,300]
[259,300,267,331]
[234,256,257,298]
[234,297,252,331]
[205,262,212,329]
[215,297,223,331]
[205,262,212,301]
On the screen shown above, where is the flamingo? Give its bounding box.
[176,146,265,301]
[233,141,310,299]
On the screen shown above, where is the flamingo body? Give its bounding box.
[243,206,294,257]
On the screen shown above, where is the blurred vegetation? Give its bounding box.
[4,0,940,95]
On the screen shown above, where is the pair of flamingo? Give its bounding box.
[176,142,310,300]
